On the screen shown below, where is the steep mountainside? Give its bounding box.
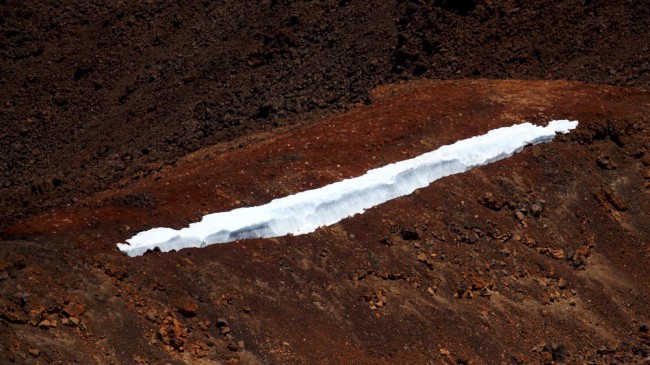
[1,0,649,228]
[2,80,649,364]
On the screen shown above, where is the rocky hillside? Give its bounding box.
[1,0,649,228]
[2,80,649,364]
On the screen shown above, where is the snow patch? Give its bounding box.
[118,120,578,257]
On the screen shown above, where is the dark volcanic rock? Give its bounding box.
[1,0,649,228]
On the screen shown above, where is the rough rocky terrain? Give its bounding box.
[1,0,649,228]
[2,0,650,364]
[2,79,649,364]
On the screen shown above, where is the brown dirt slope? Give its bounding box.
[1,0,649,228]
[1,80,649,364]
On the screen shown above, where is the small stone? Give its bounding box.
[551,249,565,259]
[220,326,231,335]
[551,342,567,362]
[531,203,543,217]
[216,318,228,328]
[38,319,54,329]
[242,306,252,314]
[640,323,649,333]
[417,253,427,262]
[68,317,80,326]
[401,228,419,241]
[478,192,503,210]
[568,298,577,306]
[227,342,239,352]
[146,310,157,322]
[177,296,198,317]
[28,307,45,326]
[28,348,40,357]
[597,157,616,170]
[514,211,525,221]
[557,278,567,289]
[62,303,86,318]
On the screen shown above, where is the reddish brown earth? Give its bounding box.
[1,79,649,364]
[2,1,650,364]
[2,0,649,230]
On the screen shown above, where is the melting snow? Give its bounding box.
[118,120,578,257]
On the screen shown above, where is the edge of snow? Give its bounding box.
[118,120,578,257]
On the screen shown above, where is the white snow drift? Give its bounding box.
[118,120,578,257]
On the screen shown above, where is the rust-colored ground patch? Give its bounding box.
[2,80,649,364]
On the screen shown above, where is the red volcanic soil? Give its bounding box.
[2,79,649,364]
[2,0,649,230]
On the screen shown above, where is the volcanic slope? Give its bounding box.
[2,0,649,229]
[1,80,650,364]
